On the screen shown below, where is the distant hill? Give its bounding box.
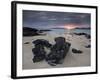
[51,28,65,29]
[39,29,51,33]
[23,27,39,36]
[75,27,91,29]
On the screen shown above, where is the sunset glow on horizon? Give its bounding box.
[64,24,77,30]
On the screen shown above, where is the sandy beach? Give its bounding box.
[22,32,91,70]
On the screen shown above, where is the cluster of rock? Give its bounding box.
[23,27,51,36]
[23,27,39,36]
[32,39,52,62]
[32,37,71,66]
[74,33,91,39]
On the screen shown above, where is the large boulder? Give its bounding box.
[55,37,66,44]
[46,37,71,66]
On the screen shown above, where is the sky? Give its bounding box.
[23,10,91,29]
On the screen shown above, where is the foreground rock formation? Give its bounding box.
[32,37,71,66]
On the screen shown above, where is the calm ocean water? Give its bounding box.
[48,29,90,35]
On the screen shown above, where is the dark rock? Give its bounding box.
[24,42,30,44]
[23,27,39,36]
[51,42,70,53]
[74,33,91,39]
[32,39,52,63]
[32,44,45,55]
[74,33,86,36]
[85,45,91,48]
[32,39,52,48]
[32,37,71,65]
[55,37,66,44]
[46,37,71,66]
[85,34,91,39]
[32,55,45,63]
[46,51,64,66]
[32,44,46,63]
[72,48,83,54]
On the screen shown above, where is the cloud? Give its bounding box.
[23,10,90,28]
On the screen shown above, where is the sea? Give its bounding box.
[47,28,90,35]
